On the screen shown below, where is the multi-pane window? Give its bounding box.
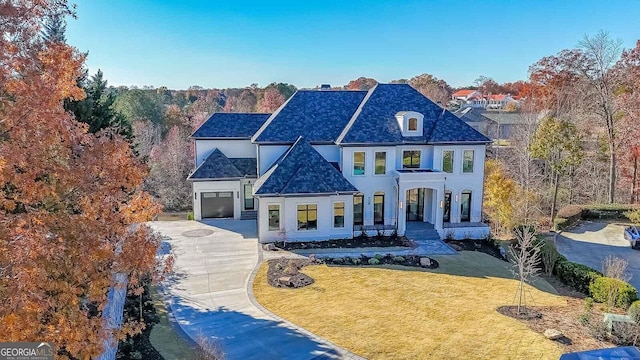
[353,152,365,175]
[353,194,364,226]
[443,191,452,222]
[463,150,474,173]
[374,151,386,175]
[297,204,317,230]
[402,150,420,169]
[374,192,384,225]
[333,202,345,228]
[268,205,280,231]
[442,150,454,173]
[408,118,418,131]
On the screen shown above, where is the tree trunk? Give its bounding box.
[632,155,638,204]
[551,171,560,229]
[608,147,616,204]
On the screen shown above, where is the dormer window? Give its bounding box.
[408,118,418,131]
[395,111,424,137]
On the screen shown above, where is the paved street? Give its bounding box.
[149,220,362,360]
[555,220,640,291]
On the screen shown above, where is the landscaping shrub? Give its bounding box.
[393,256,405,263]
[538,238,561,275]
[373,254,383,260]
[628,300,640,324]
[554,259,602,294]
[625,209,640,224]
[582,204,639,220]
[589,276,638,309]
[187,212,194,220]
[368,258,381,265]
[352,257,362,266]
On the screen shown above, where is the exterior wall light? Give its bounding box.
[455,194,459,202]
[439,200,444,208]
[399,201,403,209]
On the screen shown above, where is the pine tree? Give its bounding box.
[42,14,67,43]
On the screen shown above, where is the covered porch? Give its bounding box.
[394,169,446,238]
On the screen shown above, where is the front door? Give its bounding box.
[243,183,254,210]
[406,188,425,222]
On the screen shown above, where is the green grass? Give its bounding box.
[149,287,198,360]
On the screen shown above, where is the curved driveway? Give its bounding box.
[555,220,640,291]
[149,220,362,360]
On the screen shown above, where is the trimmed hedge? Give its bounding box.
[589,277,638,309]
[582,204,640,220]
[554,258,602,294]
[554,205,583,230]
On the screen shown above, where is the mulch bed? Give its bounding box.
[445,239,506,260]
[323,254,439,269]
[267,258,316,288]
[497,305,542,320]
[274,236,413,251]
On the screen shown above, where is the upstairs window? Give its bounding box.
[442,150,454,173]
[374,151,386,175]
[353,152,365,175]
[408,118,418,131]
[403,150,421,169]
[463,150,474,173]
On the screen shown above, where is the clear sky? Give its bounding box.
[66,0,640,90]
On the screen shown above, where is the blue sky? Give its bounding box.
[66,0,640,90]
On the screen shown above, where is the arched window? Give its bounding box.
[443,190,452,223]
[460,190,472,222]
[353,193,364,226]
[374,192,384,225]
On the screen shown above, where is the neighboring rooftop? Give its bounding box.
[252,90,368,144]
[338,84,491,145]
[188,149,257,180]
[452,89,478,97]
[254,137,358,196]
[192,113,271,138]
[452,107,494,124]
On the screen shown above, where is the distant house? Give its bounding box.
[485,94,516,109]
[451,107,496,137]
[451,90,517,110]
[188,84,492,242]
[453,108,545,140]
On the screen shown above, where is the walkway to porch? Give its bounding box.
[290,221,456,258]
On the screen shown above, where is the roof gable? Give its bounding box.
[254,137,358,195]
[188,149,256,180]
[192,113,271,138]
[252,90,367,144]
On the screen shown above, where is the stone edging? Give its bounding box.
[246,245,367,360]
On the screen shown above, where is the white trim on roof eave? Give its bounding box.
[254,190,359,198]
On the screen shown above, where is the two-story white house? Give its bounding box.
[188,84,492,242]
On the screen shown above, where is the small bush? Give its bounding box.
[373,254,383,260]
[589,277,638,309]
[343,256,353,265]
[628,300,640,324]
[283,262,299,276]
[585,297,594,311]
[625,209,640,224]
[393,256,405,263]
[187,212,194,220]
[538,238,561,275]
[368,258,381,265]
[583,204,639,220]
[352,257,362,266]
[554,259,602,294]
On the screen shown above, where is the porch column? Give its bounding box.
[397,185,407,235]
[433,188,444,233]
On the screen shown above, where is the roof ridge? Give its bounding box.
[251,91,299,143]
[335,83,378,144]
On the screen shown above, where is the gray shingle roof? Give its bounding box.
[337,84,491,145]
[188,149,257,180]
[252,90,368,144]
[254,137,358,196]
[192,113,271,138]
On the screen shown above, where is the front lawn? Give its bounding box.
[253,252,566,360]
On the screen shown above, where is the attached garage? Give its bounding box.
[201,191,234,218]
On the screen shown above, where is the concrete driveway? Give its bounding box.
[555,220,640,291]
[149,220,360,360]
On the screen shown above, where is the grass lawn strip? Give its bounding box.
[254,251,565,360]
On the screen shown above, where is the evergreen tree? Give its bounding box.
[42,14,67,43]
[66,69,132,137]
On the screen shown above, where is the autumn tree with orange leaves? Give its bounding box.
[0,1,165,358]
